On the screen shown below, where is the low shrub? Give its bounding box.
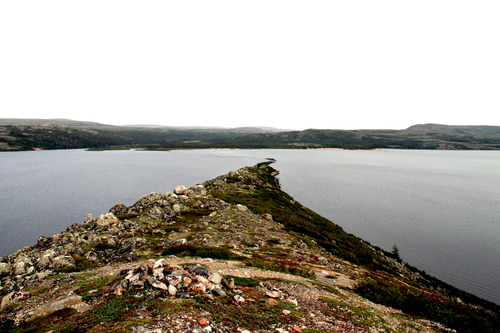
[243,258,315,279]
[355,279,499,333]
[161,244,243,260]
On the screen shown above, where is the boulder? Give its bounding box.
[31,295,90,319]
[96,213,119,227]
[36,249,57,271]
[51,255,76,270]
[192,185,207,196]
[84,214,95,224]
[13,261,27,276]
[0,263,10,277]
[208,272,222,285]
[174,185,189,195]
[110,203,128,216]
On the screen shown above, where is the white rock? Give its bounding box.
[168,284,177,296]
[95,213,119,227]
[208,272,222,284]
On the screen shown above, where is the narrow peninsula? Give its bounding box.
[0,162,498,332]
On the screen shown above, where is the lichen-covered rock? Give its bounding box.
[0,263,10,277]
[192,184,207,196]
[31,295,90,319]
[110,203,128,216]
[96,212,119,227]
[84,214,95,224]
[174,185,189,195]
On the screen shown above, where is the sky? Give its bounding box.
[1,1,499,130]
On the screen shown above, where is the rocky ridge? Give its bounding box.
[0,161,498,332]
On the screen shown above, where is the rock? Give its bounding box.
[172,204,181,214]
[127,326,162,333]
[236,204,249,212]
[1,292,15,308]
[31,295,90,319]
[265,298,278,306]
[0,263,10,277]
[51,255,76,270]
[37,236,50,248]
[285,297,298,307]
[234,295,245,303]
[151,280,168,291]
[192,185,207,196]
[110,203,128,216]
[262,213,273,221]
[282,310,291,315]
[96,213,119,227]
[84,214,95,224]
[190,282,207,294]
[36,249,57,271]
[265,290,280,299]
[222,277,235,289]
[13,261,27,275]
[191,266,210,277]
[168,284,177,296]
[153,258,165,269]
[208,272,222,284]
[211,288,226,297]
[174,185,189,195]
[198,318,209,326]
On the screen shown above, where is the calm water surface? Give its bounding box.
[0,149,499,305]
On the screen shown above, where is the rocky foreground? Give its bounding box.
[0,161,498,332]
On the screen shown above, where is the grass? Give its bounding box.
[323,297,389,329]
[223,275,261,287]
[243,257,315,279]
[86,295,134,323]
[191,295,300,330]
[311,281,343,296]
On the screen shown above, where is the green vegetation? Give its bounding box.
[208,164,390,270]
[191,295,300,330]
[161,244,243,260]
[323,297,390,329]
[243,257,315,279]
[355,279,500,333]
[54,255,99,273]
[2,119,500,151]
[223,275,261,287]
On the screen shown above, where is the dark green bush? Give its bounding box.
[161,244,243,260]
[355,279,499,333]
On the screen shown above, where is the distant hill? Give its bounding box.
[1,119,500,151]
[0,118,119,129]
[407,123,500,136]
[0,119,286,151]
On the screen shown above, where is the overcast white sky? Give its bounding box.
[1,1,499,130]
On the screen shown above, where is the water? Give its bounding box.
[0,149,499,305]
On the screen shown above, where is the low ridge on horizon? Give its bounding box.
[2,117,500,130]
[2,118,500,151]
